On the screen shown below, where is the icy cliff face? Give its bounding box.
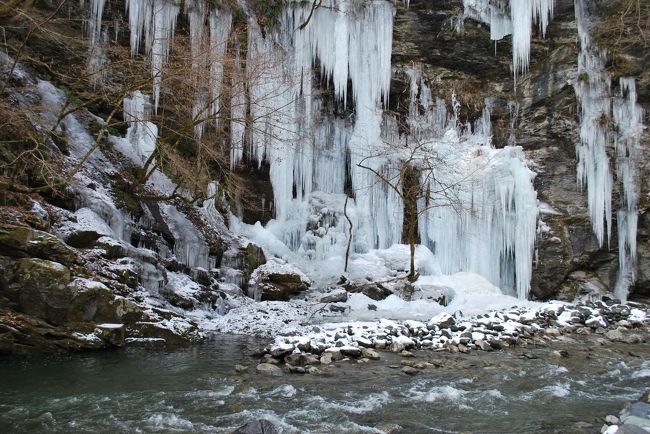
[83,0,540,297]
[228,1,539,297]
[572,0,644,301]
[82,0,647,300]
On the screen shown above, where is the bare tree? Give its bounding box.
[357,136,473,282]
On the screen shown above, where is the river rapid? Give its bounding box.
[1,332,649,433]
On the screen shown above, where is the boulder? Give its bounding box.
[361,348,380,360]
[320,289,348,303]
[360,283,392,301]
[7,258,72,325]
[401,366,418,375]
[60,208,114,248]
[0,309,106,355]
[248,262,310,301]
[0,225,78,265]
[94,323,126,347]
[255,363,284,377]
[233,419,279,434]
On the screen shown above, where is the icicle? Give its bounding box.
[186,1,207,138]
[85,0,108,86]
[124,91,158,163]
[88,0,106,46]
[151,1,180,112]
[230,39,245,167]
[461,0,554,79]
[124,0,179,112]
[209,9,232,126]
[613,78,644,302]
[574,0,612,247]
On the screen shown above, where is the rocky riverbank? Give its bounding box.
[600,391,650,434]
[256,300,648,375]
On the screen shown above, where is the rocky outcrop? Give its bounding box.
[0,224,201,355]
[0,225,79,266]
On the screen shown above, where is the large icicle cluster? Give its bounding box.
[83,0,541,298]
[407,72,538,299]
[613,79,644,301]
[461,0,555,79]
[231,0,401,251]
[574,0,645,301]
[574,0,612,247]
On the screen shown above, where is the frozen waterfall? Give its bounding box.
[83,0,542,298]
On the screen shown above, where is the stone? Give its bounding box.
[616,425,647,434]
[605,329,625,342]
[255,363,283,377]
[6,258,72,325]
[340,346,362,357]
[376,423,403,434]
[489,340,508,350]
[319,352,333,365]
[270,343,293,357]
[428,312,455,329]
[233,419,279,434]
[360,282,392,301]
[249,263,309,301]
[94,323,126,347]
[621,334,644,344]
[285,353,319,366]
[329,304,349,313]
[356,337,373,348]
[545,327,561,337]
[401,366,418,375]
[621,416,650,429]
[285,364,306,374]
[623,402,650,419]
[320,289,348,303]
[361,348,380,360]
[0,225,78,265]
[400,350,414,357]
[551,350,569,358]
[323,348,343,361]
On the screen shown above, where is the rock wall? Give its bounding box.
[391,0,649,300]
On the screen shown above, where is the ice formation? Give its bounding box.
[125,0,180,111]
[233,4,538,299]
[124,91,158,163]
[461,0,555,79]
[613,78,644,301]
[407,73,538,299]
[574,0,644,301]
[160,204,211,270]
[573,0,613,247]
[81,0,543,298]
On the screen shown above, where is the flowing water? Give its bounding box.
[1,333,648,433]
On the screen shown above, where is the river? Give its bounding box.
[1,333,648,433]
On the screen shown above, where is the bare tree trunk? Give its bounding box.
[409,226,416,282]
[344,195,353,273]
